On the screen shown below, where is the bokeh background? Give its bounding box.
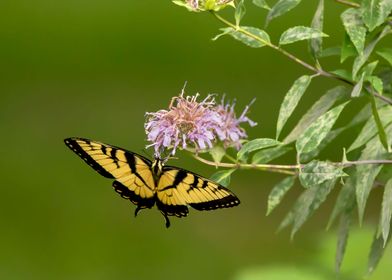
[1,1,391,279]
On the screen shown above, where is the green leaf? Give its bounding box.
[367,75,384,94]
[341,8,367,54]
[368,232,390,275]
[172,0,194,11]
[348,106,392,152]
[284,86,349,144]
[266,0,302,26]
[335,210,352,273]
[290,179,336,238]
[350,72,365,97]
[237,138,281,160]
[212,27,233,41]
[362,60,379,77]
[328,177,356,229]
[355,126,389,224]
[300,127,346,162]
[377,48,392,66]
[279,26,328,45]
[309,0,324,59]
[353,25,391,79]
[252,145,292,164]
[319,46,341,58]
[379,178,392,246]
[299,160,347,189]
[224,26,271,48]
[331,69,352,81]
[276,75,312,140]
[296,102,348,155]
[209,145,226,164]
[340,33,357,63]
[267,176,296,216]
[252,0,270,10]
[210,169,236,187]
[362,0,392,31]
[235,0,246,27]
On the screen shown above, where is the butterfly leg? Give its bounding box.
[134,206,142,217]
[161,211,171,228]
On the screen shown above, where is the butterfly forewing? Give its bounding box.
[64,137,155,208]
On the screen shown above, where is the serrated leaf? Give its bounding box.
[351,72,365,97]
[353,25,391,79]
[341,8,367,54]
[276,75,312,140]
[367,76,384,94]
[284,86,349,144]
[252,0,270,10]
[237,138,281,160]
[368,231,390,275]
[379,178,392,247]
[335,210,352,273]
[341,33,357,63]
[252,145,292,164]
[377,48,392,66]
[296,102,348,155]
[225,26,271,48]
[309,0,324,59]
[209,145,226,164]
[279,26,328,45]
[362,0,392,31]
[210,169,235,187]
[267,176,296,215]
[290,179,336,239]
[266,0,302,26]
[328,177,356,229]
[299,160,347,189]
[235,0,246,27]
[348,106,392,152]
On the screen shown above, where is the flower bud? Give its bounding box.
[172,0,234,12]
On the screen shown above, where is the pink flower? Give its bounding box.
[215,96,257,149]
[145,91,221,157]
[145,89,256,157]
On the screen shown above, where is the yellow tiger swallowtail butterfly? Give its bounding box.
[64,137,240,227]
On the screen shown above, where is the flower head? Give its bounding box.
[215,96,257,149]
[145,89,256,158]
[173,0,234,12]
[145,91,221,157]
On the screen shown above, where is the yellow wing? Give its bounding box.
[156,167,240,218]
[64,137,156,211]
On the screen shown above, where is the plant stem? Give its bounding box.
[334,0,360,8]
[193,154,392,174]
[369,92,391,152]
[211,12,392,106]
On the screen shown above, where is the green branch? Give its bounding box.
[211,12,392,106]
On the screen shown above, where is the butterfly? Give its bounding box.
[64,137,240,227]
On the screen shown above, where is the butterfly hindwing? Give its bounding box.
[64,137,156,210]
[156,167,240,217]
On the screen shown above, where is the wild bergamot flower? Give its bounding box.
[172,0,234,12]
[145,89,256,157]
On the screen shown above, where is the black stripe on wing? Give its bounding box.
[156,199,189,218]
[64,138,114,178]
[113,181,155,209]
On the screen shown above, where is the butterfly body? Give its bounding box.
[64,137,240,227]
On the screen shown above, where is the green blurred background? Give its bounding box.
[0,1,391,279]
